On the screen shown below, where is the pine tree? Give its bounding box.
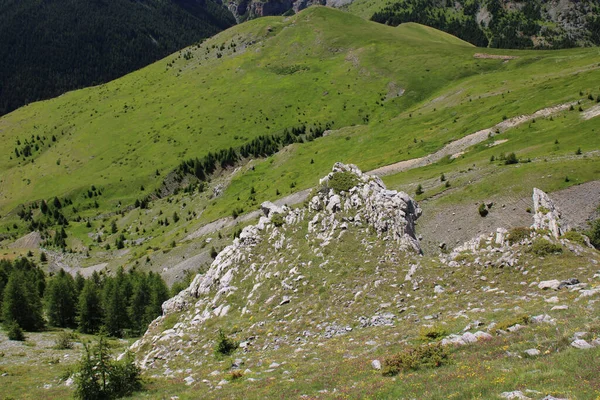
[74,272,86,295]
[77,280,103,334]
[102,276,128,337]
[145,272,169,326]
[46,269,77,328]
[2,271,45,331]
[128,275,150,335]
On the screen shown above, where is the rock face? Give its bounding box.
[310,163,422,252]
[132,163,422,368]
[531,188,568,238]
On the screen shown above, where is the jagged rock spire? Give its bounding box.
[531,188,568,238]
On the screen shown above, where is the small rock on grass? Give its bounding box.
[500,390,531,399]
[184,376,195,385]
[571,339,593,349]
[524,349,540,356]
[371,360,381,370]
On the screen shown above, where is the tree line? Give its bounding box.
[0,258,169,338]
[371,0,600,49]
[169,121,333,192]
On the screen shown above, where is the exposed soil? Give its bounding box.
[368,102,575,176]
[473,53,518,60]
[417,180,600,254]
[582,104,600,120]
[9,231,42,249]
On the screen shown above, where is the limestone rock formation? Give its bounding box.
[131,163,422,368]
[531,188,569,238]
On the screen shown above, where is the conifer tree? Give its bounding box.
[46,269,77,328]
[2,271,45,331]
[78,280,103,334]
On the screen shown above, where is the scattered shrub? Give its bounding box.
[561,231,587,246]
[271,213,285,227]
[415,184,424,196]
[504,152,518,165]
[229,370,243,381]
[75,336,142,400]
[55,331,77,350]
[495,314,529,333]
[6,321,25,341]
[528,238,562,256]
[587,219,600,249]
[507,227,531,244]
[327,171,359,193]
[419,326,448,341]
[215,329,238,357]
[478,203,488,217]
[382,343,449,376]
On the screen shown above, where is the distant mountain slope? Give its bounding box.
[0,0,235,116]
[369,0,600,49]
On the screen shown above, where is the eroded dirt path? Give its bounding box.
[368,102,576,176]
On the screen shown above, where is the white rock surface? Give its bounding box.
[531,188,568,238]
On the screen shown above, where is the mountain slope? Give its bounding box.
[127,163,600,399]
[0,0,235,116]
[0,6,598,278]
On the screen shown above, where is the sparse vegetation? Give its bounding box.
[382,343,450,376]
[528,238,563,256]
[419,326,448,341]
[507,227,531,244]
[75,336,142,400]
[54,331,77,350]
[6,321,25,341]
[495,314,530,333]
[215,329,238,357]
[327,171,360,193]
[478,203,488,217]
[271,213,285,227]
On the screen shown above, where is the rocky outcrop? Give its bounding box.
[132,163,422,368]
[531,188,569,238]
[309,163,422,252]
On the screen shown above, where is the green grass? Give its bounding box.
[2,7,598,227]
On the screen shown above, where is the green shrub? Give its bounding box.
[419,326,448,341]
[415,184,424,195]
[75,336,142,400]
[507,227,531,244]
[588,219,600,249]
[528,238,562,256]
[271,213,285,227]
[327,171,359,193]
[215,329,238,357]
[54,331,77,350]
[495,314,529,333]
[6,321,25,341]
[382,343,449,376]
[229,370,243,381]
[561,231,587,246]
[504,152,518,165]
[478,203,488,217]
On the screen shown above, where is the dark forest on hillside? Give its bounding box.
[0,0,235,116]
[371,0,600,49]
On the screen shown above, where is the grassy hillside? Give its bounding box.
[0,6,598,271]
[0,0,235,116]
